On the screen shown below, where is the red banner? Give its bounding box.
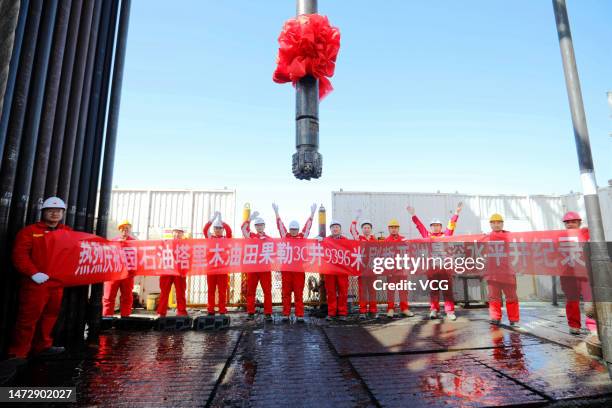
[44,230,128,286]
[42,229,591,286]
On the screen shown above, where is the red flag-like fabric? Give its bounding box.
[44,230,129,286]
[273,14,340,100]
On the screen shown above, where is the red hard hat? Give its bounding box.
[562,211,582,222]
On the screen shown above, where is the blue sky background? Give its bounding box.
[113,0,612,229]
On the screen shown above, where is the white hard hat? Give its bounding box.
[289,220,300,230]
[172,227,185,232]
[360,219,373,228]
[41,197,66,210]
[430,218,443,226]
[212,219,224,228]
[330,220,341,227]
[253,217,265,225]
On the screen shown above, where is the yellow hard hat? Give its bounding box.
[489,213,504,222]
[388,218,400,227]
[117,219,132,229]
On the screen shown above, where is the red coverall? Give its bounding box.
[9,222,72,358]
[325,235,349,317]
[412,214,459,313]
[103,235,136,317]
[276,215,313,317]
[350,221,378,314]
[241,220,273,315]
[203,221,232,314]
[385,233,409,313]
[486,230,519,323]
[157,238,188,317]
[560,276,596,330]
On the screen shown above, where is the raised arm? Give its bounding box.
[241,220,251,238]
[272,203,287,237]
[301,203,317,238]
[350,209,362,240]
[407,206,428,238]
[223,222,232,238]
[203,211,220,238]
[241,210,260,238]
[302,216,313,238]
[444,202,462,236]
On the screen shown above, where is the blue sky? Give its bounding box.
[113,0,612,228]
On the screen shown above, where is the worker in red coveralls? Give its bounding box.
[8,197,71,360]
[559,211,597,335]
[324,220,349,321]
[486,213,519,327]
[103,220,136,317]
[157,227,188,318]
[350,209,378,319]
[273,202,316,323]
[241,211,273,321]
[203,211,232,316]
[407,202,463,321]
[385,218,413,318]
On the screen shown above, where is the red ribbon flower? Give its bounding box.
[273,14,340,100]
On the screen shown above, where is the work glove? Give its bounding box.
[317,236,324,242]
[209,211,219,222]
[272,203,279,215]
[354,209,363,219]
[406,206,415,216]
[249,211,260,221]
[310,203,317,216]
[32,272,49,284]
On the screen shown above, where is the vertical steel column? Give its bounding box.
[0,2,44,352]
[86,0,119,233]
[87,0,121,341]
[94,0,131,239]
[64,0,102,228]
[55,0,95,202]
[0,0,22,126]
[292,0,321,180]
[27,0,73,224]
[8,0,58,237]
[318,205,327,313]
[0,0,43,244]
[553,0,612,377]
[0,0,32,356]
[90,0,132,341]
[44,0,83,198]
[75,0,113,232]
[62,0,103,350]
[52,0,98,350]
